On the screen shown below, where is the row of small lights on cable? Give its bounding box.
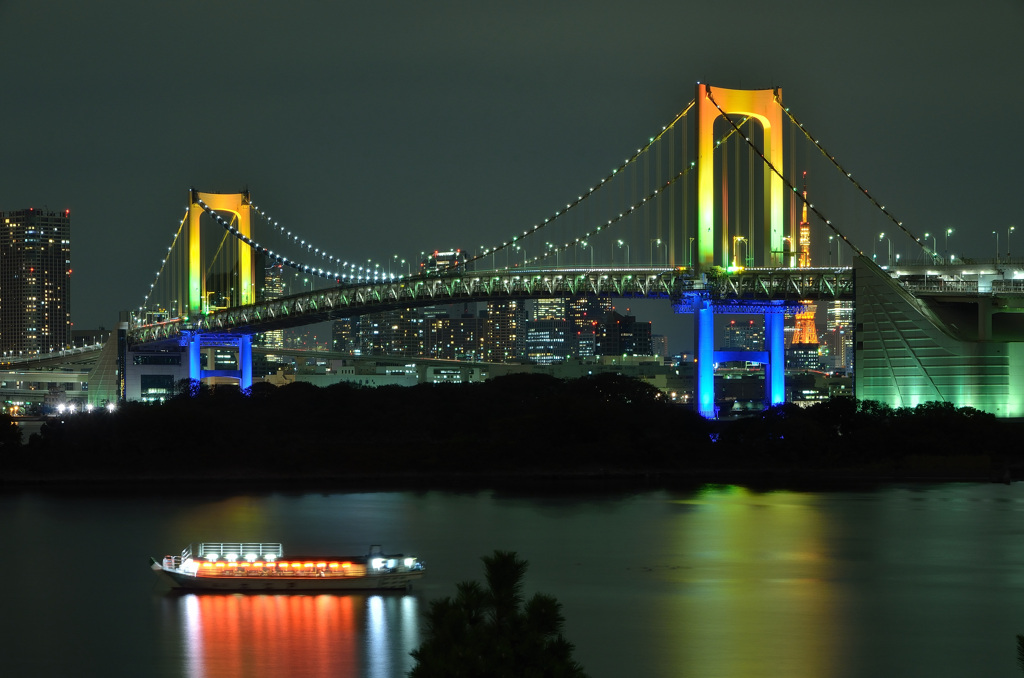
[249,203,396,283]
[198,200,401,286]
[138,208,189,319]
[509,114,756,270]
[466,99,698,272]
[777,100,921,256]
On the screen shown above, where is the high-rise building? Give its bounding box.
[532,298,565,321]
[425,309,487,361]
[721,318,763,352]
[257,264,285,354]
[526,318,569,364]
[567,295,611,357]
[651,334,669,358]
[485,299,525,362]
[360,307,425,357]
[0,208,71,355]
[331,317,360,352]
[596,312,652,356]
[824,300,854,373]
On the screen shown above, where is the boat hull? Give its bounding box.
[152,563,423,591]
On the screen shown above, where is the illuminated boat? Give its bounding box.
[150,542,425,591]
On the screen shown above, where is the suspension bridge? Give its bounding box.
[123,83,1017,418]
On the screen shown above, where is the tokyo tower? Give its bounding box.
[791,172,819,348]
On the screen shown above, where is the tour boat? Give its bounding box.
[150,542,425,591]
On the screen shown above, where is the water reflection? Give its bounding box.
[160,593,419,678]
[667,486,836,677]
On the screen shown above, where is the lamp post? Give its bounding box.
[1008,226,1015,260]
[617,240,630,265]
[580,240,593,267]
[945,227,954,260]
[650,238,664,266]
[688,237,695,268]
[879,232,892,266]
[993,231,1000,263]
[924,232,938,263]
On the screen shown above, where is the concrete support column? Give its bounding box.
[978,298,993,341]
[694,300,716,418]
[239,335,253,391]
[765,311,786,407]
[188,333,201,383]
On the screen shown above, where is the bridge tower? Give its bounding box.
[181,189,257,392]
[187,189,256,315]
[695,84,786,268]
[688,84,789,417]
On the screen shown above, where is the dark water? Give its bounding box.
[3,483,1024,677]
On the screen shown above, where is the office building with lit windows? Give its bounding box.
[567,295,611,358]
[485,299,526,362]
[0,208,71,355]
[596,312,652,357]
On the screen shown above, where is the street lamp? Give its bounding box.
[580,240,593,267]
[924,232,938,263]
[879,232,892,266]
[617,240,630,265]
[945,227,954,259]
[993,231,1000,263]
[1008,226,1015,260]
[688,237,695,268]
[650,238,667,266]
[732,236,747,268]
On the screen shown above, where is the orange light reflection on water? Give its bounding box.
[174,593,419,678]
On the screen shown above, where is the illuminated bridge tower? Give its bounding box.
[166,190,258,393]
[685,84,790,417]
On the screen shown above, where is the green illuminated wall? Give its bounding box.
[854,256,1024,417]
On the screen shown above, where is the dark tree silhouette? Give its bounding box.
[409,550,588,678]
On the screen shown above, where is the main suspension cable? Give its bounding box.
[777,96,929,256]
[464,99,696,270]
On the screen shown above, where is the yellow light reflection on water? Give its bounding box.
[662,485,836,678]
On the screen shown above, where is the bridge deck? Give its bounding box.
[130,266,854,344]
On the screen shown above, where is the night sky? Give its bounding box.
[2,0,1021,346]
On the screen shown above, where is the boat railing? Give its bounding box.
[183,542,284,562]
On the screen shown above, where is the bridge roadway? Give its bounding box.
[130,265,855,344]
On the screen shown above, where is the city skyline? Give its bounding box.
[1,1,1020,340]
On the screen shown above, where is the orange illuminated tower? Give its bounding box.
[791,173,819,351]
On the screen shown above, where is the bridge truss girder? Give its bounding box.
[128,267,853,345]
